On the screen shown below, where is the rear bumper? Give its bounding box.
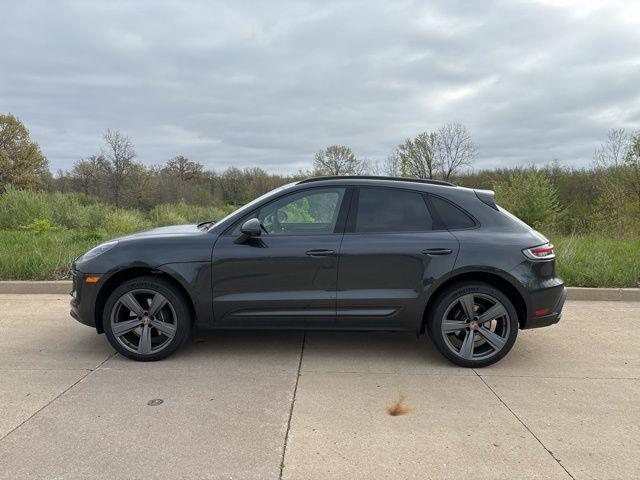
[522,285,567,329]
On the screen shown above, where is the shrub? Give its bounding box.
[147,204,189,226]
[494,167,563,231]
[148,202,229,227]
[0,187,237,235]
[0,186,115,231]
[47,191,95,229]
[20,218,54,233]
[0,186,49,229]
[102,210,150,235]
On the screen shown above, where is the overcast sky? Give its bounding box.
[1,0,639,174]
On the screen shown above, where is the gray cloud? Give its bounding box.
[1,0,639,173]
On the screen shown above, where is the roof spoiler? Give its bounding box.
[474,189,498,210]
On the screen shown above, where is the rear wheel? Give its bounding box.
[427,282,518,368]
[103,276,192,361]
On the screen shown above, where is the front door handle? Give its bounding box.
[305,249,336,257]
[422,248,453,256]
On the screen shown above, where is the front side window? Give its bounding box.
[232,188,346,236]
[354,187,432,233]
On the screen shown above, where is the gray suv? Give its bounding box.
[71,176,566,367]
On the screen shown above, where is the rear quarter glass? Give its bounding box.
[497,206,549,243]
[429,195,476,229]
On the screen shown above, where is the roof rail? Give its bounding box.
[297,175,455,187]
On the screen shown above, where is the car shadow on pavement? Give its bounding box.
[101,329,462,373]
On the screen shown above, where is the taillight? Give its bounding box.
[523,242,555,260]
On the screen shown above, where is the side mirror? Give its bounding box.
[234,218,262,244]
[241,218,262,236]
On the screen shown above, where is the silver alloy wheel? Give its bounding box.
[110,288,177,355]
[440,292,510,361]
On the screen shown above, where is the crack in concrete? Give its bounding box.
[278,332,306,480]
[474,370,576,480]
[0,352,116,444]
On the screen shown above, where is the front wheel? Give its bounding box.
[103,276,192,361]
[427,282,518,368]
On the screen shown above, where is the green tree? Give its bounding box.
[392,132,440,179]
[71,154,108,196]
[494,166,562,231]
[0,114,50,190]
[122,163,159,210]
[313,145,366,176]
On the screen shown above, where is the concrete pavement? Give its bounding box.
[0,295,638,479]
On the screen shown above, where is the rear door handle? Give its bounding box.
[305,249,336,257]
[422,248,453,256]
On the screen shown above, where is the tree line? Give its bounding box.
[1,113,639,235]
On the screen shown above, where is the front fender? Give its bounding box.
[157,262,213,328]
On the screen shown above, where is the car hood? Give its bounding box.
[119,224,203,240]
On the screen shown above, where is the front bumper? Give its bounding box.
[522,285,567,329]
[70,271,104,330]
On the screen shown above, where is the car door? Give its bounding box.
[336,186,459,330]
[211,186,351,327]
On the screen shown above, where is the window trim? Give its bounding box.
[223,186,353,237]
[344,186,435,235]
[426,193,480,231]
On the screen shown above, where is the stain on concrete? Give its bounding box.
[386,393,412,416]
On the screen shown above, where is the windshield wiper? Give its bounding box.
[197,220,216,231]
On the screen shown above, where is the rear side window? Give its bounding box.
[354,187,432,233]
[429,195,476,229]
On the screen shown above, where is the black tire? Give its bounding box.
[427,282,518,368]
[103,276,192,361]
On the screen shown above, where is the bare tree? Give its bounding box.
[436,122,477,181]
[380,155,401,177]
[591,128,637,232]
[393,132,440,179]
[159,155,205,202]
[365,157,392,176]
[593,128,631,168]
[102,129,136,206]
[313,145,366,176]
[218,167,246,205]
[162,155,204,182]
[625,131,640,210]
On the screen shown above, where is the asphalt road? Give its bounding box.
[0,294,638,479]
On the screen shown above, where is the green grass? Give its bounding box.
[0,186,236,234]
[0,230,109,280]
[0,229,637,287]
[552,235,640,288]
[0,187,239,279]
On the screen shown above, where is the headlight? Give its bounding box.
[82,240,119,261]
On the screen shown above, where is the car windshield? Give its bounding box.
[207,182,297,231]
